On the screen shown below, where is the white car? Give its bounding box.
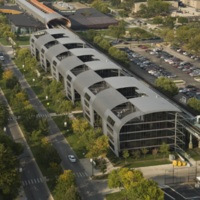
[0,52,4,61]
[68,155,76,162]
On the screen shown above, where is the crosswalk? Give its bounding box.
[22,177,43,187]
[75,171,88,178]
[22,171,88,186]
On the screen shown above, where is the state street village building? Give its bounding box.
[30,28,186,157]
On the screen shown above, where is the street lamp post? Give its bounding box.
[33,78,35,85]
[90,158,94,177]
[3,127,6,133]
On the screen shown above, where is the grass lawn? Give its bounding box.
[105,192,124,200]
[0,36,30,46]
[53,116,86,158]
[187,148,200,161]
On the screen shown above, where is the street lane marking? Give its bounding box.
[22,178,43,186]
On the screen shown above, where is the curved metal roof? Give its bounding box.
[57,56,83,75]
[86,60,121,71]
[105,76,139,89]
[129,96,180,114]
[92,88,127,117]
[70,48,106,61]
[73,70,102,95]
[57,37,85,45]
[34,34,54,50]
[45,44,67,62]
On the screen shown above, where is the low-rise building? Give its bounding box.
[30,28,186,157]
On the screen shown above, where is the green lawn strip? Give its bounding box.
[52,116,86,159]
[187,148,200,161]
[105,191,124,200]
[124,159,171,168]
[0,36,30,46]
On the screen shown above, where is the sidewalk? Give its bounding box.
[15,187,27,200]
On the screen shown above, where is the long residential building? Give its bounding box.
[30,28,186,157]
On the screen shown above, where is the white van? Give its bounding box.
[0,52,4,61]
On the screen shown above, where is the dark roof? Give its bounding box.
[7,13,45,28]
[0,5,21,11]
[66,8,118,30]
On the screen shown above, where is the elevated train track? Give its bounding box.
[15,0,71,28]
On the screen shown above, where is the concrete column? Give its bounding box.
[189,133,193,149]
[198,139,200,148]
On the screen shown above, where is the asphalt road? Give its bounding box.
[0,89,53,200]
[2,45,105,200]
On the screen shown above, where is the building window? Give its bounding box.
[107,116,115,126]
[67,75,72,81]
[53,60,57,66]
[84,100,89,108]
[84,93,91,101]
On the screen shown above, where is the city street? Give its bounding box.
[0,87,53,200]
[1,45,108,200]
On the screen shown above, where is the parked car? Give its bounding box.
[68,155,76,162]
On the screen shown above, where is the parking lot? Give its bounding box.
[116,43,200,104]
[163,184,200,200]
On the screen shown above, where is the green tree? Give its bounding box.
[0,144,20,199]
[122,150,129,164]
[108,168,144,190]
[72,118,90,135]
[0,101,9,130]
[86,135,109,158]
[155,77,178,96]
[127,179,164,200]
[141,148,149,158]
[187,97,200,112]
[108,21,126,40]
[85,29,97,41]
[38,119,49,136]
[20,107,39,132]
[54,170,80,200]
[159,142,169,159]
[132,150,141,160]
[152,148,158,158]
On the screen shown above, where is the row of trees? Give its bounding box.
[158,23,200,54]
[72,118,109,159]
[0,14,16,43]
[108,168,164,200]
[0,131,23,199]
[136,0,170,18]
[83,25,129,64]
[122,143,170,163]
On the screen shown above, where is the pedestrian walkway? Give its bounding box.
[75,171,88,178]
[22,177,44,187]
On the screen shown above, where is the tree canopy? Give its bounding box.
[0,143,21,199]
[53,170,80,200]
[108,168,164,200]
[155,77,178,96]
[0,101,9,130]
